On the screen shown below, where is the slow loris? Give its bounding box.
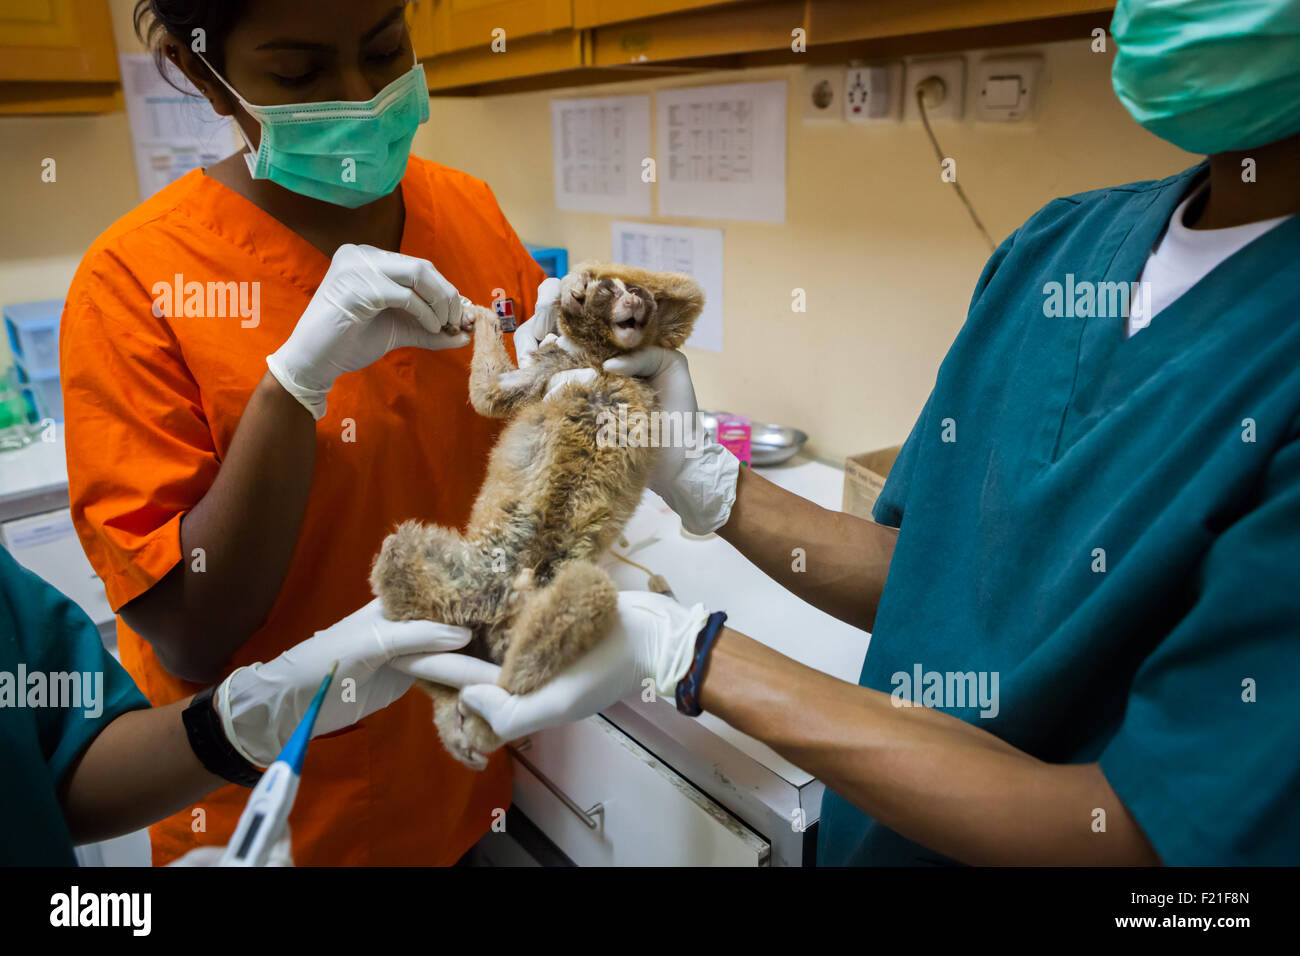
[370,261,704,769]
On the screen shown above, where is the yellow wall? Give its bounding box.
[0,0,144,364]
[0,112,141,310]
[1,4,1195,461]
[410,42,1194,461]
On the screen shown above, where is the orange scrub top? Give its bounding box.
[60,156,545,865]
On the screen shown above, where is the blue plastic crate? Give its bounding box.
[524,244,569,279]
[4,298,63,378]
[12,359,62,422]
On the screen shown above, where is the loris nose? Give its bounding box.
[614,293,645,326]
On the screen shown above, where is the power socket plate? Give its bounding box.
[974,55,1043,122]
[845,63,903,123]
[801,65,845,124]
[903,57,965,122]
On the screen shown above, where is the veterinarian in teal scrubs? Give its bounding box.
[0,545,471,866]
[414,0,1300,865]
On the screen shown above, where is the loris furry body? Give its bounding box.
[370,261,704,769]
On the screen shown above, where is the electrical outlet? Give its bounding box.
[801,65,845,124]
[974,55,1043,122]
[903,57,966,122]
[844,63,902,123]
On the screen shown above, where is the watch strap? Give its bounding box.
[182,685,263,788]
[675,611,727,717]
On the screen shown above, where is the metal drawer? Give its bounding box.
[510,715,770,866]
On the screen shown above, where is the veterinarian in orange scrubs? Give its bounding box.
[59,0,544,865]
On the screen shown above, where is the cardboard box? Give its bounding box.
[843,445,902,519]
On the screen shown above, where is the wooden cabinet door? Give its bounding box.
[407,0,438,60]
[432,0,573,55]
[422,30,585,92]
[808,0,1115,43]
[590,0,802,66]
[0,0,118,83]
[573,0,751,29]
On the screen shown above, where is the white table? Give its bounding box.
[603,456,869,788]
[511,455,872,866]
[0,432,70,520]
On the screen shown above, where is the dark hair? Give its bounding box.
[133,0,249,92]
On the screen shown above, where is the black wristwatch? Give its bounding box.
[182,685,263,788]
[675,611,728,717]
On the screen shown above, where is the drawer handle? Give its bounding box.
[509,740,605,830]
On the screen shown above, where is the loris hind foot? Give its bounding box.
[424,679,500,772]
[424,561,617,771]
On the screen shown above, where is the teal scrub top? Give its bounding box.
[819,162,1300,866]
[0,546,150,865]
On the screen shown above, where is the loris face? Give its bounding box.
[558,270,657,353]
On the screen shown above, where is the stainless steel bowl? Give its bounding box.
[698,411,809,467]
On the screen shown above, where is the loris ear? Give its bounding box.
[647,271,704,350]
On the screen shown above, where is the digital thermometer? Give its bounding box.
[219,662,337,867]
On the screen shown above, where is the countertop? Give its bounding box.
[0,432,69,516]
[602,455,871,789]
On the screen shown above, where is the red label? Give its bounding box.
[494,297,518,332]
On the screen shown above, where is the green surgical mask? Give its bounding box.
[1111,0,1300,155]
[198,52,429,208]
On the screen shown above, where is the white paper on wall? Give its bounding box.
[656,80,787,223]
[612,221,724,353]
[552,95,652,215]
[120,53,240,200]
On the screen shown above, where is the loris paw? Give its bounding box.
[462,303,497,336]
[559,269,595,319]
[435,692,502,771]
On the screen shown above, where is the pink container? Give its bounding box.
[715,413,751,467]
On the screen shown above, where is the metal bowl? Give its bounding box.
[698,411,809,467]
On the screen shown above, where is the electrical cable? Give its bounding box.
[916,86,997,254]
[610,546,673,596]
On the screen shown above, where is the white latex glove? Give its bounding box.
[511,277,562,369]
[267,243,470,419]
[561,346,739,535]
[218,598,472,767]
[392,591,709,743]
[167,831,293,867]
